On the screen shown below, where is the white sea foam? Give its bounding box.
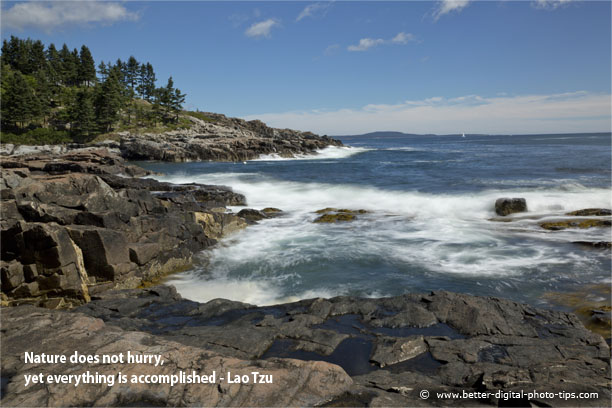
[253,146,371,161]
[156,171,611,305]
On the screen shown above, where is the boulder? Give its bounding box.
[238,208,267,222]
[494,198,527,216]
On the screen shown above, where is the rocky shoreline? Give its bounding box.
[1,143,611,406]
[0,112,344,162]
[2,286,610,406]
[1,149,248,307]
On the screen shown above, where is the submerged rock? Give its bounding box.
[313,208,368,223]
[540,219,611,230]
[494,198,527,216]
[566,208,612,216]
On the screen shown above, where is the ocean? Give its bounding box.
[136,133,611,309]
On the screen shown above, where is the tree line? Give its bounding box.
[1,36,186,142]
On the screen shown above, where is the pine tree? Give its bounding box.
[94,70,124,132]
[46,43,62,86]
[29,40,47,74]
[98,61,108,82]
[144,62,156,101]
[78,45,96,87]
[2,71,37,129]
[59,44,74,85]
[70,89,95,139]
[137,63,147,98]
[32,70,52,124]
[171,87,186,123]
[126,56,139,94]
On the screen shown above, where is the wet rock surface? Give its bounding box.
[540,219,611,230]
[120,114,343,162]
[1,304,352,407]
[494,198,527,216]
[313,208,369,223]
[5,286,598,407]
[1,150,247,307]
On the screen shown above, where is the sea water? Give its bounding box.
[135,133,611,308]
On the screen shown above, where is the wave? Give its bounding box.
[156,172,611,306]
[253,146,371,161]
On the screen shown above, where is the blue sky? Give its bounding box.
[2,1,611,135]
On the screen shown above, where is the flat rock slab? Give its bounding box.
[1,306,352,407]
[2,287,610,406]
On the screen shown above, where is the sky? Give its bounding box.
[1,0,611,135]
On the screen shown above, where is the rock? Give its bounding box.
[1,149,249,305]
[1,306,353,407]
[566,208,612,216]
[540,219,611,230]
[494,198,527,216]
[314,213,355,223]
[119,113,343,162]
[572,241,612,249]
[313,208,368,223]
[262,207,282,214]
[370,336,427,367]
[238,208,267,222]
[56,287,609,407]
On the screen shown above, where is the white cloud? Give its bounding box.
[243,92,611,135]
[348,32,417,52]
[391,32,416,44]
[1,1,139,32]
[347,38,385,52]
[532,0,574,10]
[296,2,331,22]
[433,0,471,21]
[245,19,279,38]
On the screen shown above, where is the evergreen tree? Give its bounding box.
[46,43,62,86]
[98,61,108,82]
[94,70,123,132]
[78,45,96,87]
[70,89,95,139]
[126,56,139,93]
[2,71,37,129]
[32,70,52,123]
[59,44,75,85]
[171,87,186,122]
[29,40,47,73]
[137,63,147,98]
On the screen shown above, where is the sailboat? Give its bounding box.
[462,133,466,138]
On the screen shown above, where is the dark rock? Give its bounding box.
[566,208,612,216]
[60,286,610,407]
[494,198,527,216]
[1,149,248,305]
[540,219,611,230]
[313,208,368,223]
[0,305,352,407]
[238,208,267,222]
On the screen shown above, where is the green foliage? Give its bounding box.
[0,36,190,144]
[1,129,71,145]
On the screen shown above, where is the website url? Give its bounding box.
[426,389,599,401]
